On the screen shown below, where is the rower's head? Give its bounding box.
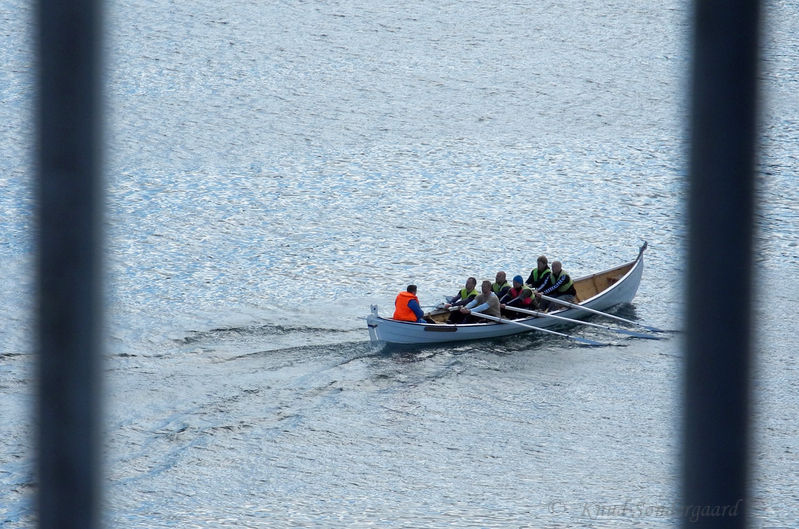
[407,284,417,294]
[466,277,477,290]
[537,255,548,271]
[481,280,492,294]
[513,275,523,288]
[551,261,562,274]
[495,271,506,284]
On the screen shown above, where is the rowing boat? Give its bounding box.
[366,242,647,346]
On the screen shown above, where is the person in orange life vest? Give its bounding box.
[393,284,426,322]
[500,275,536,317]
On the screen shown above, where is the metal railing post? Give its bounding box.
[35,1,103,528]
[684,1,760,527]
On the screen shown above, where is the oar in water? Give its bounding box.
[538,294,672,333]
[470,311,611,347]
[504,305,660,340]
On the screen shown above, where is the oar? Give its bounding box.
[470,312,611,347]
[504,305,660,340]
[538,294,670,333]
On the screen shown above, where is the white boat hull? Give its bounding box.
[366,244,646,346]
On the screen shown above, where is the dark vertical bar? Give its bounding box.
[684,1,760,528]
[35,0,103,528]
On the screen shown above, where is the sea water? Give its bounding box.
[1,0,797,527]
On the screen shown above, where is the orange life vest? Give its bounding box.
[393,291,420,321]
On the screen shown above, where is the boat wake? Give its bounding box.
[169,322,366,360]
[177,322,358,344]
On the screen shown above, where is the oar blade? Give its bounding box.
[572,336,611,347]
[614,328,662,340]
[640,324,678,334]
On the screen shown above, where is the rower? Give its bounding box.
[459,280,502,323]
[500,275,536,317]
[444,276,479,324]
[535,261,576,311]
[492,271,512,299]
[526,255,551,291]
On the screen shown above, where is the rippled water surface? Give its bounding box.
[1,0,798,527]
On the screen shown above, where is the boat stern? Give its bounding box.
[367,304,381,344]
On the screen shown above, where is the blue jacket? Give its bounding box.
[408,298,425,322]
